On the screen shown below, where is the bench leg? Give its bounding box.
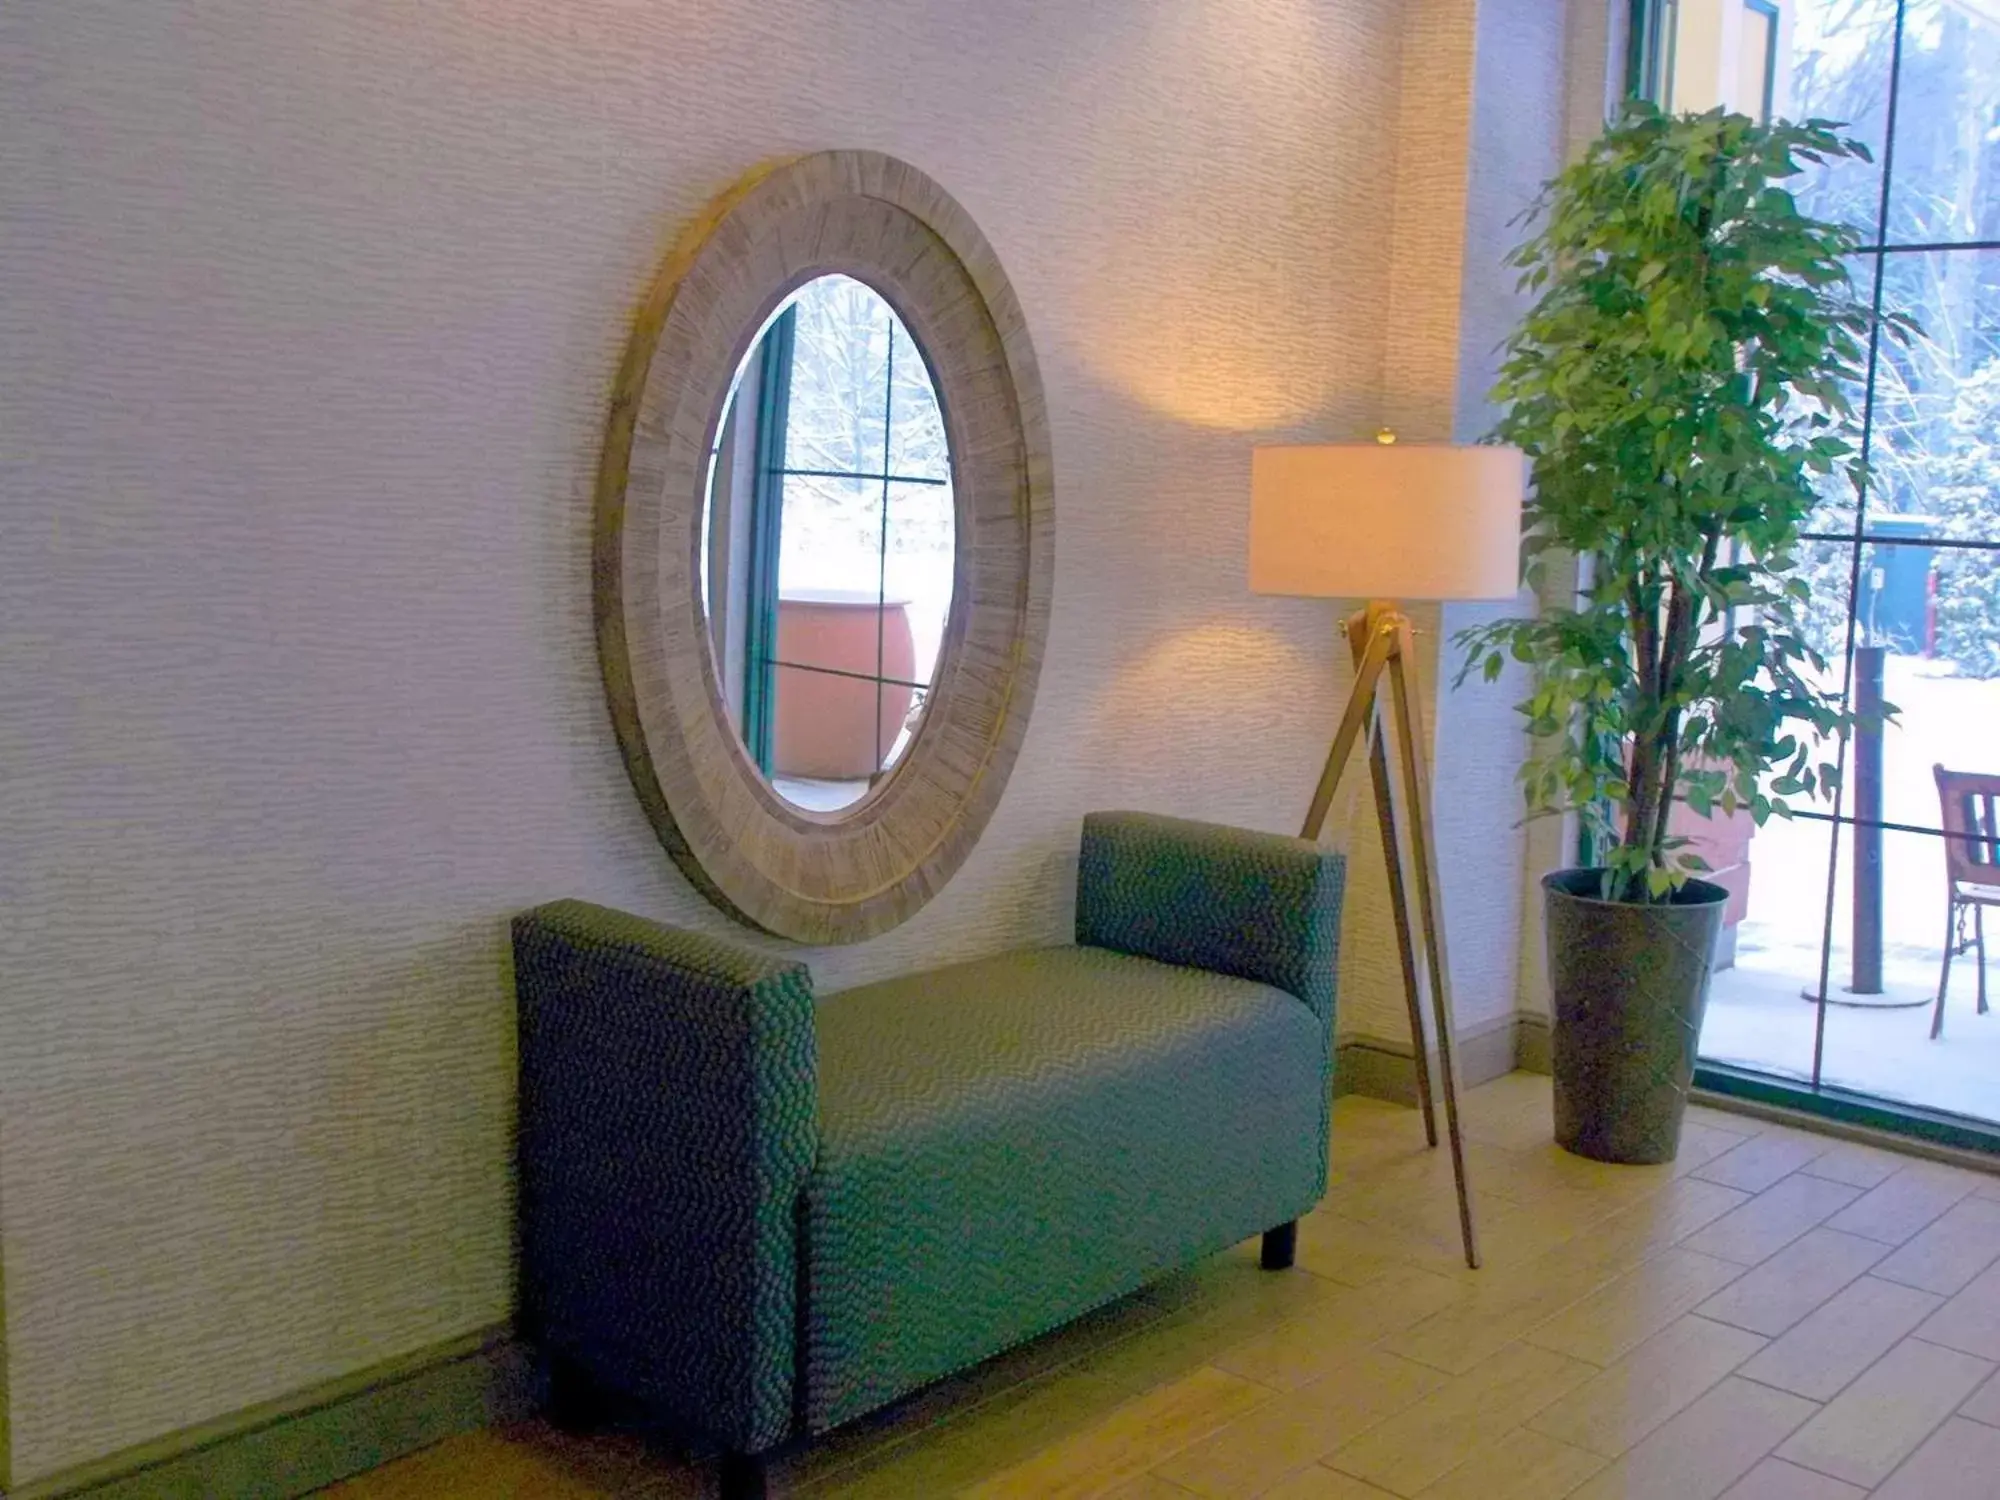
[1260,1221,1298,1271]
[543,1352,609,1432]
[719,1450,768,1500]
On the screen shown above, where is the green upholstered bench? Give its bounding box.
[514,811,1345,1498]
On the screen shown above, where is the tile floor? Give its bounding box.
[324,1074,2000,1499]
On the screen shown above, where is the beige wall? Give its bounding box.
[1436,0,1574,1040]
[1,0,1572,1485]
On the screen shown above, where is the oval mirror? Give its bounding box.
[702,275,955,814]
[596,151,1053,943]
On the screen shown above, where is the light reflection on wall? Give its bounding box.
[1057,0,1395,431]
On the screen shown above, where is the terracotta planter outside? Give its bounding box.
[772,591,916,780]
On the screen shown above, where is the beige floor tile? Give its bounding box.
[807,1367,1140,1498]
[1774,1335,1994,1487]
[1694,1132,1833,1193]
[1476,1136,1685,1208]
[1683,1103,1766,1138]
[1378,1185,1750,1380]
[1799,1140,1909,1190]
[1681,1173,1863,1266]
[1310,1139,1579,1279]
[1737,1276,1944,1400]
[963,1366,1270,1500]
[1293,1204,1555,1290]
[1331,1095,1434,1144]
[1153,1349,1446,1498]
[1476,1181,1650,1256]
[1824,1164,1976,1246]
[1960,1364,2000,1426]
[1524,1247,1745,1366]
[1414,1425,1604,1500]
[1914,1261,2000,1360]
[1076,1308,1291,1399]
[1085,1258,1353,1394]
[1329,1137,1524,1208]
[1717,1458,1866,1499]
[1324,1341,1595,1496]
[1528,1314,1767,1457]
[1564,1377,1818,1500]
[1873,1194,2000,1296]
[1455,1071,1561,1153]
[1675,1119,1760,1176]
[1259,1468,1403,1500]
[1329,1179,1583,1278]
[1102,1479,1201,1500]
[1327,1106,1482,1182]
[1692,1227,1890,1337]
[1378,1234,1631,1375]
[1871,1416,2000,1499]
[1914,1160,2000,1197]
[1597,1173,1756,1254]
[1211,1269,1466,1393]
[1141,1245,1347,1327]
[1294,1211,1440,1290]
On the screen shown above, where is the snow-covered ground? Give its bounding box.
[1699,654,2000,1124]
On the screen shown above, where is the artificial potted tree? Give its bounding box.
[1460,105,1907,1164]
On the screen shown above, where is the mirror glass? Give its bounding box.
[702,274,956,813]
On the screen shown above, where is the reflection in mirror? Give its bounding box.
[702,275,955,813]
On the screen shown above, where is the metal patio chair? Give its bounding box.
[1931,764,2000,1040]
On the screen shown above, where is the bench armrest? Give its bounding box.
[514,900,817,1454]
[1075,811,1345,1024]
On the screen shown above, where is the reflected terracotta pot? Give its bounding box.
[772,590,917,780]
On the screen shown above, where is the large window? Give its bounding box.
[1637,0,2000,1140]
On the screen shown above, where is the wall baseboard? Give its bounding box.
[5,1328,535,1500]
[1334,1011,1530,1106]
[1515,1012,1551,1075]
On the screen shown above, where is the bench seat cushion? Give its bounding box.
[802,944,1327,1431]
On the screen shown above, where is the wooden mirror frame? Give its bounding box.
[596,152,1055,944]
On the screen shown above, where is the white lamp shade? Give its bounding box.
[1249,442,1526,601]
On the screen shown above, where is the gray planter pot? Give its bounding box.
[1543,868,1729,1165]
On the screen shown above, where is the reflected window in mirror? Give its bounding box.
[704,274,955,814]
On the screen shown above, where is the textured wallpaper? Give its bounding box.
[1,0,1568,1483]
[1440,0,1575,1034]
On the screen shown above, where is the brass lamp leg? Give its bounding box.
[1300,622,1396,842]
[1386,622,1481,1271]
[1301,604,1477,1271]
[1347,615,1437,1150]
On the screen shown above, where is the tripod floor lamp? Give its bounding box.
[1250,434,1525,1272]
